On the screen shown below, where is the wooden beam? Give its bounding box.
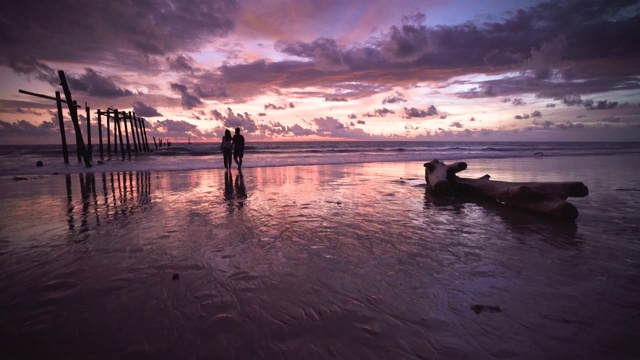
[18,89,81,108]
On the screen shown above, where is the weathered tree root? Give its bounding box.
[424,159,589,221]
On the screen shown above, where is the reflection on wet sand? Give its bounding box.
[224,171,247,211]
[64,172,152,238]
[1,159,639,359]
[423,188,580,248]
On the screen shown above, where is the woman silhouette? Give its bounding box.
[220,129,233,170]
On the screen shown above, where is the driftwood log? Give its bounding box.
[424,159,588,221]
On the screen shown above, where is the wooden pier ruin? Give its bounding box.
[18,70,156,167]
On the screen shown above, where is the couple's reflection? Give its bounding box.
[224,171,247,209]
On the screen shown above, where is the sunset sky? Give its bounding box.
[1,0,639,144]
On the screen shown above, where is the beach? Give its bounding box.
[1,154,640,359]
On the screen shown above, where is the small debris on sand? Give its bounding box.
[471,304,503,315]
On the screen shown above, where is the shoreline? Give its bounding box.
[2,151,640,179]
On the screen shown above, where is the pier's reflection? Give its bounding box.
[65,171,152,238]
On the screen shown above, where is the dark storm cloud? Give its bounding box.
[458,85,497,98]
[325,97,348,102]
[379,13,430,63]
[556,94,621,110]
[403,106,438,118]
[0,0,238,71]
[192,72,229,99]
[585,100,618,110]
[0,119,59,139]
[533,120,554,129]
[467,70,640,101]
[257,0,640,100]
[512,98,526,106]
[132,101,162,117]
[6,58,58,85]
[167,54,198,73]
[67,68,135,98]
[258,121,289,136]
[363,108,395,117]
[288,124,315,136]
[148,119,204,138]
[264,103,294,110]
[170,83,203,109]
[382,91,407,104]
[210,108,258,132]
[556,121,586,130]
[13,108,45,116]
[275,38,347,71]
[0,99,57,111]
[312,117,377,140]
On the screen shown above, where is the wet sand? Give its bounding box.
[1,155,639,359]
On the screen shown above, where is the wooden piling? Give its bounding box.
[58,70,91,167]
[106,111,111,157]
[85,102,92,161]
[133,112,143,153]
[128,111,138,154]
[115,111,125,160]
[97,110,104,161]
[153,136,158,149]
[122,111,132,158]
[74,105,85,162]
[113,110,118,155]
[55,91,69,164]
[74,103,81,161]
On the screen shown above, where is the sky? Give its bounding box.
[1,0,639,144]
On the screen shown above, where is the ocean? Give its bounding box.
[2,141,640,176]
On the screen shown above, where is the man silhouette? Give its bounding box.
[232,127,245,170]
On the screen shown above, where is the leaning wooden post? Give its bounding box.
[115,111,126,160]
[122,111,132,158]
[55,91,69,164]
[128,111,139,154]
[153,136,158,149]
[58,70,91,167]
[97,110,104,161]
[85,102,92,161]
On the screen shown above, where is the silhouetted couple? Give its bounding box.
[220,127,245,171]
